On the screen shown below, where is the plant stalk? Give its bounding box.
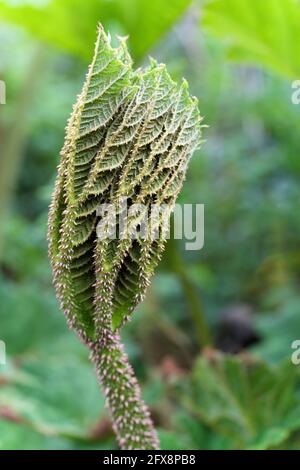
[90,325,159,450]
[165,230,212,348]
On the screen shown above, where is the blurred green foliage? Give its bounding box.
[1,0,300,450]
[0,0,192,61]
[202,0,300,78]
[187,354,300,449]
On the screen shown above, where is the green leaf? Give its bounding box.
[0,419,115,450]
[184,352,300,449]
[0,279,107,443]
[202,0,300,78]
[0,355,106,439]
[0,0,193,60]
[252,289,300,363]
[48,25,202,337]
[0,421,71,450]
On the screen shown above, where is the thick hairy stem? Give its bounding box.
[91,327,159,450]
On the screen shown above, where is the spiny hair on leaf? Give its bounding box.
[48,23,204,450]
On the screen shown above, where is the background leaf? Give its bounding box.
[0,278,109,443]
[202,0,300,78]
[182,352,300,449]
[0,0,193,60]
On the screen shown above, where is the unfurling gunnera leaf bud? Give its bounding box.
[48,24,203,450]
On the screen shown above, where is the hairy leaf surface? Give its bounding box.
[48,25,203,340]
